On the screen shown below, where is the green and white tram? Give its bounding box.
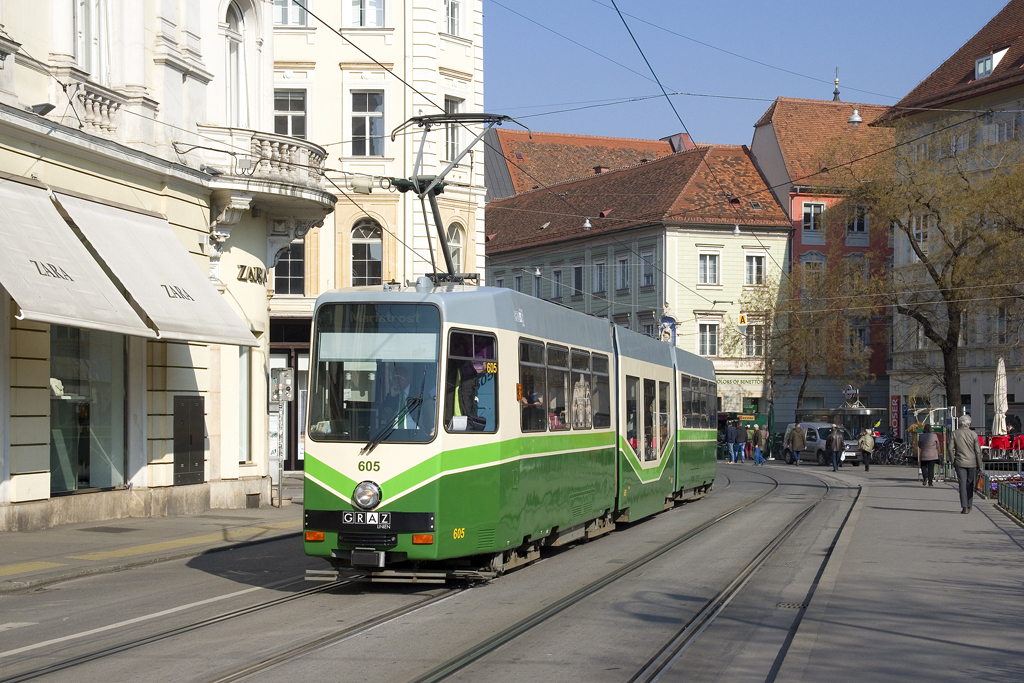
[303,282,717,582]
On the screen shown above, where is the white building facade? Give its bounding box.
[268,0,487,469]
[0,0,335,530]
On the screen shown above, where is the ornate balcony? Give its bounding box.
[194,126,327,188]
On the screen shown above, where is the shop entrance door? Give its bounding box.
[174,395,205,485]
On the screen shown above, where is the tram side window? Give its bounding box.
[708,381,718,426]
[519,340,547,432]
[592,354,611,428]
[680,374,692,428]
[626,375,639,455]
[570,350,593,429]
[643,379,657,461]
[659,381,670,455]
[547,345,570,431]
[444,330,497,433]
[698,379,708,429]
[690,376,701,428]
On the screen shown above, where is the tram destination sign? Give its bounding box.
[305,509,435,532]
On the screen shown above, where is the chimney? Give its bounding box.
[594,166,609,174]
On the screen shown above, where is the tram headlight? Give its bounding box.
[352,480,382,510]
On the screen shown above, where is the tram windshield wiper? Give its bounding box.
[360,396,423,457]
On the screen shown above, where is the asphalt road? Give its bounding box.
[0,464,857,683]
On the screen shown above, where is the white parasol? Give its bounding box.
[993,356,1008,436]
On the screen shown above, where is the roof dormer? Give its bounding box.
[976,47,1009,79]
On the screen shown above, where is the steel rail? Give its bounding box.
[404,468,782,683]
[0,580,349,683]
[628,477,846,683]
[203,589,462,683]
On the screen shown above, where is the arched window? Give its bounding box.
[352,220,383,286]
[446,223,464,273]
[225,3,248,127]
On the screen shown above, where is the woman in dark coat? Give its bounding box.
[918,423,940,487]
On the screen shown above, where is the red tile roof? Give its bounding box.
[485,145,789,256]
[755,97,893,187]
[493,129,680,194]
[878,0,1024,121]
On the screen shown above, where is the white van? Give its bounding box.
[782,422,861,466]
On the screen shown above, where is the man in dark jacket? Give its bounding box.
[734,420,747,463]
[826,424,845,471]
[950,414,984,513]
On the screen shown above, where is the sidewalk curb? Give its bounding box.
[0,530,302,595]
[774,480,866,683]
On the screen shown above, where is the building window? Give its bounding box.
[49,325,127,492]
[274,239,305,295]
[274,90,307,139]
[514,275,523,292]
[997,306,1009,344]
[445,0,460,36]
[75,0,109,83]
[950,133,969,155]
[850,324,869,352]
[552,269,562,299]
[352,91,384,157]
[239,347,252,463]
[225,2,248,127]
[746,324,764,357]
[446,223,463,273]
[803,203,824,232]
[495,277,504,288]
[699,323,718,356]
[274,0,307,26]
[848,206,868,234]
[352,0,384,27]
[445,97,461,161]
[911,215,929,262]
[698,253,719,285]
[592,258,606,293]
[641,249,655,287]
[976,54,993,79]
[643,323,655,337]
[616,255,629,291]
[745,254,764,285]
[572,264,584,296]
[351,220,383,286]
[803,260,823,289]
[960,311,971,346]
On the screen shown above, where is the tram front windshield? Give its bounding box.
[309,303,440,443]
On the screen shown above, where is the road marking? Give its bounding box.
[66,520,301,561]
[0,562,66,577]
[0,574,304,659]
[0,623,38,632]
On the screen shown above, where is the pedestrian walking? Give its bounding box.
[735,420,747,463]
[790,423,806,465]
[746,424,754,460]
[726,420,738,464]
[918,423,940,487]
[826,424,845,471]
[752,422,766,465]
[858,429,875,472]
[950,415,984,514]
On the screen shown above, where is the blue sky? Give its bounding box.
[484,0,1008,145]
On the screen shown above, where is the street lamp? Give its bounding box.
[848,108,863,127]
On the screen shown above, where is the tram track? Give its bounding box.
[0,579,349,683]
[403,467,783,683]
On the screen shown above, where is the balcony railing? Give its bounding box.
[195,126,327,187]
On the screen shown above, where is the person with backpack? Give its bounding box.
[826,424,845,472]
[858,429,875,472]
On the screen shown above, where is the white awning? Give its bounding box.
[0,178,156,337]
[53,193,258,347]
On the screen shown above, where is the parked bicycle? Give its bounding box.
[871,439,913,465]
